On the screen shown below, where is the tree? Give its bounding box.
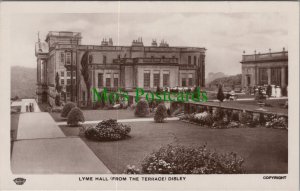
[81,51,91,107]
[217,84,225,106]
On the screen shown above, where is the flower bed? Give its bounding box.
[124,144,245,174]
[180,109,288,130]
[84,119,131,141]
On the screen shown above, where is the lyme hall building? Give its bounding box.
[35,31,206,107]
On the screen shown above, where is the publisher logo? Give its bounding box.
[13,177,26,185]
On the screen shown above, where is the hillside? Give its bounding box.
[206,72,227,84]
[208,74,242,90]
[11,66,36,99]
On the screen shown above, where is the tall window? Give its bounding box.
[61,71,64,77]
[163,72,170,87]
[72,71,76,78]
[182,78,187,87]
[67,71,71,77]
[188,56,191,65]
[60,52,65,63]
[188,74,193,86]
[67,79,71,85]
[144,71,150,88]
[271,68,281,86]
[153,71,160,87]
[66,52,71,65]
[103,55,107,64]
[105,73,111,87]
[258,68,268,85]
[113,73,119,87]
[98,73,103,88]
[194,56,197,65]
[61,79,64,85]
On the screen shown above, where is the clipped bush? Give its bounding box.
[67,107,85,126]
[154,104,167,123]
[134,100,150,117]
[61,102,76,118]
[213,107,224,121]
[85,119,131,141]
[141,144,245,174]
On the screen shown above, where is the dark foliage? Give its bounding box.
[154,104,168,123]
[85,119,131,141]
[67,107,85,126]
[134,100,150,117]
[61,102,76,117]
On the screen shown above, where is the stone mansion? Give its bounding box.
[35,31,206,107]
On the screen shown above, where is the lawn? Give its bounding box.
[59,120,287,174]
[50,108,154,122]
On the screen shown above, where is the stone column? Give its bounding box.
[267,68,271,85]
[281,67,286,88]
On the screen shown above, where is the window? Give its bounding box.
[72,79,76,85]
[105,73,111,87]
[60,52,65,63]
[271,68,281,86]
[66,52,71,65]
[258,68,268,85]
[67,71,71,77]
[188,74,193,86]
[61,71,64,77]
[162,56,165,59]
[194,56,197,65]
[144,71,150,88]
[188,56,191,65]
[98,73,103,88]
[182,78,187,87]
[163,72,170,87]
[73,71,76,78]
[103,55,107,64]
[67,79,71,85]
[61,79,64,85]
[153,71,160,87]
[113,74,119,87]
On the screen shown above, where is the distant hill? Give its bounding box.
[206,72,227,84]
[11,66,36,99]
[208,74,242,90]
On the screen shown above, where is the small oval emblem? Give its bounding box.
[13,177,26,185]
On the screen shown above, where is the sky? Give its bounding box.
[10,12,288,76]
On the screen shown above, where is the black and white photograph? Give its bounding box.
[1,1,299,190]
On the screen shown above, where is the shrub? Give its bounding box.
[231,111,240,122]
[239,111,252,125]
[141,144,245,174]
[265,115,288,130]
[192,112,214,126]
[55,95,61,106]
[67,107,85,126]
[134,100,150,117]
[213,107,224,121]
[85,119,131,141]
[154,104,167,123]
[61,102,76,118]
